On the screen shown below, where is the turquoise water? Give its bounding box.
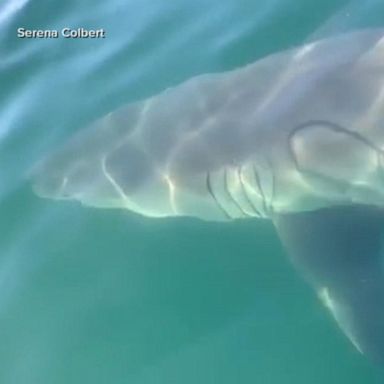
[1,0,384,382]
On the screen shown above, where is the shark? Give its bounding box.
[33,28,384,363]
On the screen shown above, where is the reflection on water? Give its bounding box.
[1,0,384,383]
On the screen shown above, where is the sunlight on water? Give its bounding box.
[0,0,30,25]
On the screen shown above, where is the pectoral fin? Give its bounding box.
[274,205,384,363]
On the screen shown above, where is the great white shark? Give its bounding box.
[33,28,384,363]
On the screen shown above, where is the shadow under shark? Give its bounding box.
[33,28,384,364]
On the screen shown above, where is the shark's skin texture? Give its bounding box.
[34,29,384,220]
[33,29,384,363]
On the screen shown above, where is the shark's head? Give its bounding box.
[32,130,270,222]
[32,135,179,218]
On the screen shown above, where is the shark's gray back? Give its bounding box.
[33,28,384,220]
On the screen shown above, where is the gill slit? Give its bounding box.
[268,160,276,215]
[252,165,268,215]
[224,168,251,217]
[237,167,262,217]
[206,172,232,219]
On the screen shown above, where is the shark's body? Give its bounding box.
[34,29,384,363]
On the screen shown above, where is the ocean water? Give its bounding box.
[1,0,384,383]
